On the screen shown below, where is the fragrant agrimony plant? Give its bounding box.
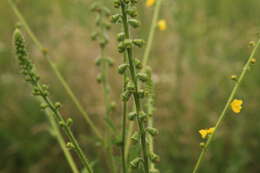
[111,0,159,172]
[90,3,118,173]
[192,37,260,173]
[13,28,93,173]
[8,0,103,141]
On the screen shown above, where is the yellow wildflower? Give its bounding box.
[157,20,167,31]
[199,127,215,139]
[199,129,208,139]
[230,99,243,114]
[146,0,156,7]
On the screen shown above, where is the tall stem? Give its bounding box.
[192,39,260,173]
[8,0,103,141]
[119,2,150,173]
[41,98,80,173]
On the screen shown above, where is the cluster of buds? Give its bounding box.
[90,2,112,48]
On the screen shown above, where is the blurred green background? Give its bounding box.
[1,0,260,172]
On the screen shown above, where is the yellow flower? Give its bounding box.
[157,20,167,31]
[198,127,215,139]
[146,0,156,7]
[199,129,208,139]
[230,99,243,114]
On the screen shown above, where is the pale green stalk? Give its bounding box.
[119,1,150,172]
[125,1,163,171]
[121,52,128,173]
[8,0,103,140]
[192,39,260,173]
[42,100,80,173]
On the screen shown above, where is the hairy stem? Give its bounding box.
[119,2,150,173]
[42,98,80,173]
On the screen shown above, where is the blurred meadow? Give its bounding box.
[1,0,260,172]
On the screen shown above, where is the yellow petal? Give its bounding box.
[231,99,243,114]
[207,127,215,134]
[158,20,167,31]
[199,129,208,139]
[146,0,156,7]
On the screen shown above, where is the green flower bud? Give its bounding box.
[146,127,159,136]
[40,103,48,110]
[66,118,73,127]
[127,81,135,92]
[113,0,121,8]
[138,89,145,98]
[121,90,132,101]
[118,64,129,74]
[118,42,125,53]
[132,39,145,48]
[95,57,102,66]
[131,131,139,144]
[139,111,147,121]
[91,32,99,41]
[127,8,138,17]
[150,153,160,163]
[123,39,132,48]
[134,58,143,69]
[96,74,102,83]
[128,19,140,28]
[55,102,62,109]
[66,142,75,150]
[111,14,121,23]
[137,72,148,82]
[128,112,137,121]
[117,32,125,42]
[130,157,142,169]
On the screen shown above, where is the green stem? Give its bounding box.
[119,2,150,173]
[125,0,163,163]
[8,0,103,141]
[142,0,163,68]
[121,52,128,173]
[192,39,260,173]
[41,98,80,173]
[100,46,117,173]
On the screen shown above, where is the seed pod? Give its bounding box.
[134,58,143,69]
[111,14,121,23]
[250,58,256,64]
[131,131,139,144]
[150,153,160,163]
[123,39,132,48]
[113,0,121,8]
[132,39,145,48]
[138,89,145,98]
[127,81,135,92]
[121,90,132,101]
[95,57,102,66]
[55,102,62,109]
[91,32,99,41]
[130,157,143,169]
[40,103,48,110]
[128,19,140,28]
[137,72,148,82]
[128,112,137,121]
[117,32,125,42]
[66,118,73,127]
[127,7,138,17]
[96,74,102,83]
[118,64,129,74]
[66,142,75,150]
[118,42,126,53]
[146,127,159,136]
[139,111,147,121]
